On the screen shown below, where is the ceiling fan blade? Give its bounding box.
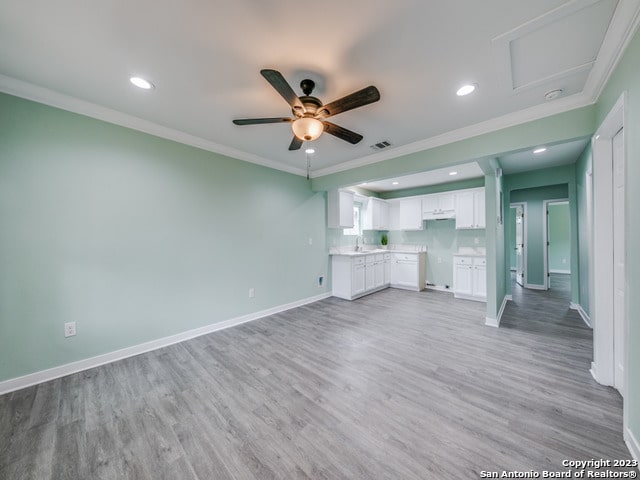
[316,85,380,119]
[233,117,292,125]
[260,69,305,111]
[323,122,364,144]
[288,136,303,151]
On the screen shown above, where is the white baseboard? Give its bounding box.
[625,426,640,468]
[485,316,499,327]
[0,292,332,395]
[590,362,598,382]
[549,269,571,274]
[570,302,592,328]
[485,295,511,328]
[525,283,546,290]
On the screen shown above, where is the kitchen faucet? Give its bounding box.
[355,236,361,252]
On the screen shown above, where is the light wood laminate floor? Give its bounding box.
[0,275,634,479]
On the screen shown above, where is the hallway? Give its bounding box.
[503,273,586,336]
[499,272,633,467]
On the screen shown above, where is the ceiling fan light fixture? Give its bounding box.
[292,117,323,142]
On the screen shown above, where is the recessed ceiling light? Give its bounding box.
[449,171,458,176]
[456,84,476,96]
[305,148,315,154]
[533,147,547,154]
[130,76,154,90]
[360,182,368,186]
[392,181,399,185]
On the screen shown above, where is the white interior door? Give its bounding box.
[613,128,625,395]
[515,205,524,286]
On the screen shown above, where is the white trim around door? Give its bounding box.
[542,199,570,290]
[592,92,626,390]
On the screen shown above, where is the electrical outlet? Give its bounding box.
[562,258,567,264]
[437,257,442,264]
[474,237,479,245]
[64,322,76,338]
[317,275,325,287]
[249,288,255,298]
[308,237,313,245]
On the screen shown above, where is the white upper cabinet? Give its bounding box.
[327,189,354,228]
[455,188,485,229]
[399,198,424,230]
[422,192,455,219]
[473,190,486,228]
[363,198,390,230]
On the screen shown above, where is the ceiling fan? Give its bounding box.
[233,69,380,151]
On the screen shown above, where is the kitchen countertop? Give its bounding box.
[330,246,427,256]
[452,248,486,257]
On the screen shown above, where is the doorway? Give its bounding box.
[510,204,526,287]
[543,200,570,290]
[592,93,627,401]
[612,127,625,395]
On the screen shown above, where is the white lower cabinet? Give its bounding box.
[352,260,366,297]
[453,255,486,302]
[389,252,426,291]
[365,255,376,291]
[383,254,391,285]
[332,253,388,300]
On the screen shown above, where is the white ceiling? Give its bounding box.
[498,138,590,174]
[0,0,634,178]
[359,163,484,193]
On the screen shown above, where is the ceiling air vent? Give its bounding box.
[370,140,392,151]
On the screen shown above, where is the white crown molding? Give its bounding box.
[0,292,332,395]
[1,0,637,182]
[583,0,640,101]
[313,0,640,179]
[312,92,592,178]
[0,74,308,177]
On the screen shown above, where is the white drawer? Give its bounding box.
[352,257,365,266]
[395,254,417,261]
[454,256,472,265]
[473,257,486,266]
[365,255,375,264]
[375,253,384,262]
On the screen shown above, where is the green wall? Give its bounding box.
[388,220,485,289]
[547,203,571,273]
[503,165,579,303]
[0,92,330,383]
[484,167,506,322]
[575,143,592,316]
[595,26,640,450]
[509,184,569,286]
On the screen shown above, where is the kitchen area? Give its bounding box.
[327,166,487,302]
